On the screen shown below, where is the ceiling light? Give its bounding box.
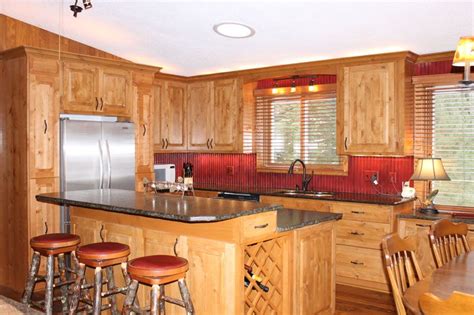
[213,22,256,39]
[83,0,92,9]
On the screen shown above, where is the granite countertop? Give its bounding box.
[399,211,474,225]
[36,189,281,223]
[193,184,414,206]
[276,209,342,232]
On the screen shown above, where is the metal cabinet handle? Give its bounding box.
[344,137,348,150]
[100,97,104,110]
[43,120,48,134]
[99,225,105,242]
[95,97,99,110]
[468,229,474,232]
[165,138,169,149]
[44,222,49,234]
[210,138,214,149]
[161,138,165,149]
[173,237,179,256]
[206,139,210,149]
[416,223,431,228]
[350,231,365,236]
[254,223,269,229]
[142,124,147,136]
[350,260,364,265]
[351,210,365,214]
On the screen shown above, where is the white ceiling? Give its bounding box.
[1,0,473,76]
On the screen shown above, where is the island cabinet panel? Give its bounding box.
[293,222,335,315]
[186,81,214,151]
[28,64,60,178]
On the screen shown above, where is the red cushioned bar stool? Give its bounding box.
[123,255,194,315]
[22,232,81,315]
[69,242,131,315]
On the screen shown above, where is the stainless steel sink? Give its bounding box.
[276,190,335,198]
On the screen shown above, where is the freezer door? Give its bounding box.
[61,119,103,191]
[102,121,135,190]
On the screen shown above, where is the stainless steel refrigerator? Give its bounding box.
[60,115,135,232]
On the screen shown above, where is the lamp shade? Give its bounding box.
[410,158,450,181]
[453,37,474,66]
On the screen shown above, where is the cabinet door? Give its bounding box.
[340,62,397,154]
[160,81,187,150]
[71,213,102,245]
[398,219,436,276]
[212,79,242,152]
[467,225,474,249]
[99,67,132,117]
[134,84,154,173]
[29,73,60,178]
[102,222,144,259]
[187,81,213,151]
[29,177,60,239]
[62,62,99,113]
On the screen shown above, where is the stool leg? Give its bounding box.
[159,285,166,315]
[58,253,69,313]
[121,262,140,310]
[22,251,41,305]
[122,279,138,315]
[150,284,162,315]
[93,267,103,315]
[44,254,55,315]
[178,279,194,315]
[69,262,85,315]
[106,266,119,315]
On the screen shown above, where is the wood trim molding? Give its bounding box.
[412,73,462,85]
[415,51,454,63]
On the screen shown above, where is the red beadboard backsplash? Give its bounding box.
[154,153,414,195]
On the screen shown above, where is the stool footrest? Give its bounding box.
[101,286,127,298]
[162,295,186,308]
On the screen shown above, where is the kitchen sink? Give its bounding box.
[276,190,335,198]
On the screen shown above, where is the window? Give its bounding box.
[414,75,474,207]
[254,84,347,174]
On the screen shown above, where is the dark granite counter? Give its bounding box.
[399,211,474,225]
[276,209,342,232]
[193,184,414,205]
[36,189,281,223]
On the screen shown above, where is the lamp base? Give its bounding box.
[419,207,439,215]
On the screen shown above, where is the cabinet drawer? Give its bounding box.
[242,211,277,241]
[336,220,390,249]
[332,203,391,224]
[336,245,387,284]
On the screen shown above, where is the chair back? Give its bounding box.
[419,291,474,315]
[429,219,470,268]
[382,233,424,315]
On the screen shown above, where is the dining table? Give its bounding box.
[403,251,474,314]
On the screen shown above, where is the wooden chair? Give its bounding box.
[419,291,474,315]
[429,219,470,268]
[382,233,424,315]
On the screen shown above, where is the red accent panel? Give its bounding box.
[413,59,468,76]
[155,153,414,195]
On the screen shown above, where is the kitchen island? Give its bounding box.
[37,189,341,315]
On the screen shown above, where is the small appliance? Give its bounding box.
[154,164,176,182]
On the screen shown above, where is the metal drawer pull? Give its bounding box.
[468,229,474,232]
[100,97,104,110]
[142,124,147,136]
[350,231,365,236]
[344,137,348,150]
[95,97,99,110]
[254,223,269,229]
[415,224,430,228]
[351,210,365,214]
[43,120,48,134]
[161,138,165,149]
[350,260,364,265]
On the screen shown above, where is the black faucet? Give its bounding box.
[288,159,313,192]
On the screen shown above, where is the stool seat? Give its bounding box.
[77,242,130,261]
[128,255,189,278]
[30,233,80,250]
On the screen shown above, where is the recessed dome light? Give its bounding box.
[213,22,255,39]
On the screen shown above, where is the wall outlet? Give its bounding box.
[363,170,379,183]
[226,166,234,176]
[389,172,397,183]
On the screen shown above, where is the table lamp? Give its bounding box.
[453,36,474,84]
[410,158,450,214]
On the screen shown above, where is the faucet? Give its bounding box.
[288,159,313,192]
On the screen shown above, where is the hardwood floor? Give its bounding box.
[335,284,396,314]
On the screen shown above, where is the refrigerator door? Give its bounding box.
[61,119,103,191]
[102,121,135,190]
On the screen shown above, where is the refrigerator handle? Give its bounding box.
[105,140,112,189]
[98,140,104,189]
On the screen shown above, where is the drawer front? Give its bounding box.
[242,211,277,240]
[332,203,391,224]
[336,220,390,249]
[336,245,387,284]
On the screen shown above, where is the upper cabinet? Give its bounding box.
[62,61,132,117]
[337,56,415,156]
[187,81,214,151]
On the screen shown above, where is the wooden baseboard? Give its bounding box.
[336,276,390,293]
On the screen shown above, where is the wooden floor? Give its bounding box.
[335,284,396,314]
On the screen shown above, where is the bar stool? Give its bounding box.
[123,255,194,315]
[22,233,81,315]
[69,242,131,315]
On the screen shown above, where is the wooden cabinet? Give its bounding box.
[155,81,187,151]
[134,84,154,174]
[62,61,132,117]
[187,81,214,151]
[29,178,60,239]
[337,56,415,155]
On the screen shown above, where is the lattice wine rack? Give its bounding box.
[244,236,288,315]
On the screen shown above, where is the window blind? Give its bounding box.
[414,80,474,207]
[254,85,341,171]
